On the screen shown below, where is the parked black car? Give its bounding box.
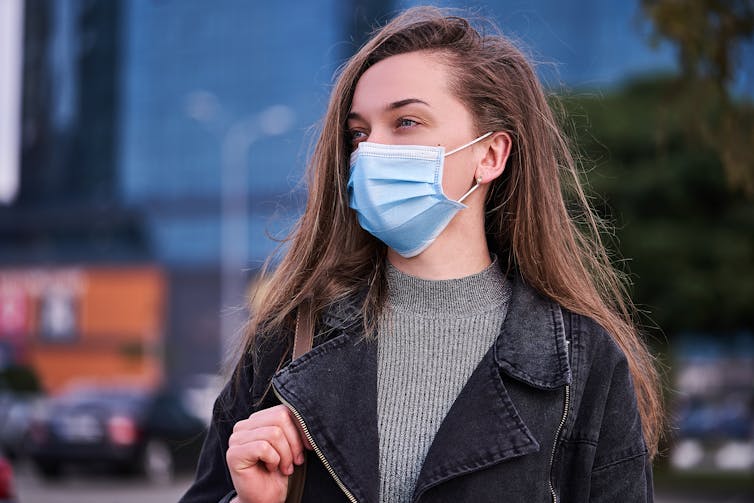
[28,386,206,483]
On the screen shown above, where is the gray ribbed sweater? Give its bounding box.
[376,258,512,503]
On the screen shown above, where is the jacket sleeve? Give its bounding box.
[179,356,255,503]
[588,352,654,502]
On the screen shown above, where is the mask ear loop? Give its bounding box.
[445,131,493,203]
[458,175,484,203]
[444,131,493,157]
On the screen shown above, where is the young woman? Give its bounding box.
[181,7,663,503]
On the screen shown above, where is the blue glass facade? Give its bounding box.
[119,0,340,266]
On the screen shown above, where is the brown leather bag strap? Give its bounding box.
[286,459,307,503]
[285,301,313,503]
[293,301,314,359]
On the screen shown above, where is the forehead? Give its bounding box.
[350,52,454,113]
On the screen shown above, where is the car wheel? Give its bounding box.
[142,439,173,484]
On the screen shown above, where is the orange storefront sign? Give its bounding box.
[0,266,166,394]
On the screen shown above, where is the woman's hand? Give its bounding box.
[226,404,312,503]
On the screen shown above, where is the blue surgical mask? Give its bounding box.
[347,132,493,258]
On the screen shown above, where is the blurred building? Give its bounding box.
[1,0,679,390]
[0,266,165,393]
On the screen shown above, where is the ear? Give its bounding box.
[476,132,511,183]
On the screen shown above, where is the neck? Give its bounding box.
[387,199,491,280]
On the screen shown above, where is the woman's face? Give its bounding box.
[347,51,482,201]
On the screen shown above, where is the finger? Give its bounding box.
[236,406,308,463]
[278,407,313,457]
[292,419,314,452]
[226,439,282,474]
[229,426,295,475]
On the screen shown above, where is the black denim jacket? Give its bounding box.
[180,274,654,503]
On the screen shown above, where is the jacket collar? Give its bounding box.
[320,273,572,389]
[494,275,572,389]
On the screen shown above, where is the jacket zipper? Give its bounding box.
[548,384,570,503]
[272,384,358,503]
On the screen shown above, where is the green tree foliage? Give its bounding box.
[561,78,754,336]
[641,0,754,195]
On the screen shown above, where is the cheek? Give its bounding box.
[441,154,476,199]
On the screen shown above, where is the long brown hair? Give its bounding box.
[241,6,663,458]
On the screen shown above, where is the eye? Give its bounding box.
[347,129,367,143]
[396,118,419,129]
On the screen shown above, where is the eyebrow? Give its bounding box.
[347,98,430,121]
[388,98,429,110]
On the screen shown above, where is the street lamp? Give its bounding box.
[186,91,295,369]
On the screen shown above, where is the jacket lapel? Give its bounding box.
[411,345,541,501]
[412,275,572,500]
[271,318,380,503]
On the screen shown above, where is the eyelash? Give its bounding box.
[397,117,419,129]
[347,117,421,143]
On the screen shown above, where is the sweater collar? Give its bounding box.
[384,256,512,317]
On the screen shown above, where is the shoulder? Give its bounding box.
[559,307,636,405]
[231,296,363,411]
[208,325,294,424]
[560,307,630,379]
[559,308,648,460]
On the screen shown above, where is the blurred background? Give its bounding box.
[0,0,752,501]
